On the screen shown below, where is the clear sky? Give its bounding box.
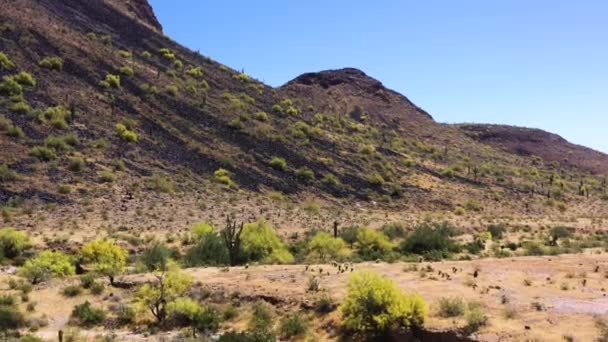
[149,0,608,152]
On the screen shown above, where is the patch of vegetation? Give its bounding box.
[119,65,134,77]
[80,239,127,285]
[213,168,236,188]
[115,123,138,142]
[279,313,308,339]
[0,165,18,183]
[12,71,36,87]
[437,297,466,318]
[99,73,120,89]
[356,227,394,261]
[295,166,315,182]
[269,156,287,171]
[399,222,459,260]
[341,271,426,337]
[38,56,63,71]
[241,220,293,264]
[71,301,106,326]
[19,251,75,284]
[146,173,174,193]
[0,228,30,259]
[43,105,72,129]
[307,232,350,262]
[0,52,15,70]
[97,170,116,183]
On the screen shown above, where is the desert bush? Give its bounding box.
[43,105,71,129]
[399,222,459,260]
[355,227,394,261]
[279,313,308,339]
[0,228,30,259]
[254,111,269,122]
[248,301,274,335]
[487,224,506,240]
[19,251,74,284]
[12,72,35,87]
[301,200,320,215]
[0,165,18,183]
[213,168,236,188]
[241,221,293,264]
[306,232,350,262]
[269,156,287,171]
[71,301,106,326]
[140,243,171,272]
[135,267,192,324]
[115,123,138,142]
[116,305,135,325]
[38,56,63,71]
[185,229,229,266]
[465,304,488,332]
[341,271,426,337]
[321,173,341,189]
[0,52,14,70]
[97,170,116,183]
[316,294,338,314]
[119,66,134,77]
[367,172,385,186]
[68,156,85,172]
[0,76,23,96]
[159,48,176,60]
[295,166,315,182]
[146,173,174,193]
[165,84,179,96]
[437,297,465,318]
[10,101,30,114]
[62,285,83,297]
[549,226,573,246]
[0,303,25,338]
[99,73,120,88]
[381,222,407,240]
[5,124,23,138]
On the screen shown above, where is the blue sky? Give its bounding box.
[149,0,608,152]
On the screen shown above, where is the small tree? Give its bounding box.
[135,264,192,325]
[341,271,426,337]
[139,243,171,272]
[19,251,75,284]
[80,239,127,285]
[306,232,350,262]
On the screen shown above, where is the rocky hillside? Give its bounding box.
[1,0,608,234]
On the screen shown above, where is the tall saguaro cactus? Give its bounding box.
[222,215,244,266]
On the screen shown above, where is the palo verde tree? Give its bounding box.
[80,239,127,285]
[306,231,350,262]
[19,250,75,284]
[135,261,192,325]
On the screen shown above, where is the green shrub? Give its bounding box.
[13,72,36,87]
[62,285,83,297]
[241,220,293,264]
[42,105,71,129]
[248,301,274,334]
[10,101,30,114]
[341,271,426,336]
[97,170,116,183]
[100,34,112,46]
[45,134,77,152]
[89,282,104,295]
[68,156,85,172]
[295,167,314,182]
[140,243,171,272]
[465,304,488,332]
[487,224,506,240]
[146,174,174,193]
[381,222,407,240]
[356,227,394,261]
[57,184,72,194]
[19,250,74,284]
[437,297,465,317]
[0,304,25,337]
[5,124,23,138]
[549,226,573,245]
[116,305,135,325]
[367,172,385,186]
[0,75,23,96]
[100,73,120,88]
[302,200,320,215]
[141,51,152,59]
[269,156,287,171]
[306,232,350,262]
[278,313,308,339]
[399,222,459,259]
[0,165,18,182]
[80,274,96,289]
[0,228,30,259]
[115,123,138,142]
[254,111,269,122]
[119,66,134,77]
[117,50,132,58]
[321,173,341,189]
[71,301,106,326]
[185,66,203,78]
[213,168,236,188]
[165,84,179,96]
[185,230,229,266]
[38,56,63,71]
[0,52,15,70]
[315,295,337,314]
[159,48,176,60]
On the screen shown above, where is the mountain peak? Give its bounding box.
[285,68,383,92]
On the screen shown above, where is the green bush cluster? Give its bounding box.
[71,301,106,326]
[115,123,138,142]
[0,52,15,70]
[42,105,72,129]
[100,73,120,88]
[269,156,287,171]
[38,56,63,70]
